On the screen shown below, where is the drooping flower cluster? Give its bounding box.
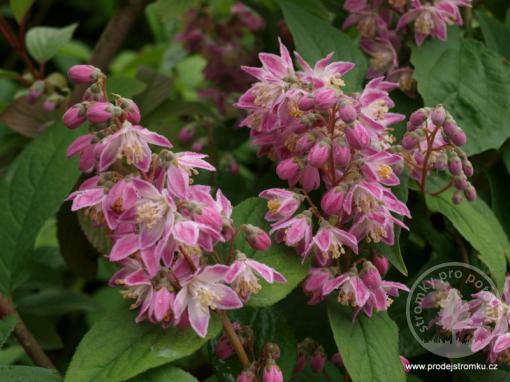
[343,0,471,94]
[400,105,476,203]
[63,65,285,338]
[236,41,411,316]
[422,276,510,364]
[27,72,70,111]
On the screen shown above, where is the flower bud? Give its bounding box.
[86,102,116,123]
[433,152,448,171]
[293,350,308,374]
[310,348,326,373]
[298,95,315,111]
[453,174,468,190]
[63,103,87,129]
[263,361,283,382]
[345,122,369,149]
[452,190,463,204]
[215,336,235,359]
[373,255,390,276]
[331,352,343,368]
[400,356,410,374]
[448,155,462,175]
[68,65,102,84]
[462,159,474,177]
[245,224,271,251]
[430,105,446,126]
[237,369,257,382]
[117,97,141,124]
[308,140,330,167]
[321,186,345,215]
[333,142,351,167]
[314,88,337,110]
[43,96,59,111]
[401,132,419,150]
[339,104,357,124]
[276,158,300,181]
[464,184,477,201]
[178,124,196,143]
[27,80,45,103]
[263,342,281,360]
[191,137,207,152]
[229,158,240,175]
[409,108,427,127]
[443,120,466,146]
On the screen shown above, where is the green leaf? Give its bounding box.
[26,23,78,64]
[130,365,198,382]
[276,0,367,91]
[411,27,510,155]
[106,75,147,98]
[487,163,510,239]
[16,289,100,316]
[10,0,34,24]
[77,210,112,255]
[155,0,200,22]
[65,306,221,382]
[0,69,21,81]
[0,366,61,382]
[425,178,509,290]
[0,315,17,348]
[328,302,406,382]
[229,197,309,308]
[0,123,81,295]
[134,66,173,115]
[372,171,409,275]
[477,10,510,60]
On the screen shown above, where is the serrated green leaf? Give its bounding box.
[425,178,509,290]
[411,27,510,155]
[0,123,81,295]
[0,315,17,348]
[26,23,78,64]
[65,307,221,382]
[10,0,34,24]
[328,302,405,382]
[130,365,198,382]
[229,197,309,308]
[0,366,61,382]
[276,0,367,91]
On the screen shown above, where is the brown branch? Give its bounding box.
[70,0,152,103]
[0,293,56,370]
[220,311,251,368]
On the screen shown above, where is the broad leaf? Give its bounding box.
[0,123,81,295]
[477,11,510,60]
[26,23,78,64]
[9,0,34,24]
[328,302,405,382]
[155,0,200,22]
[106,75,147,98]
[411,27,510,155]
[425,178,509,290]
[130,365,198,382]
[16,289,100,316]
[0,366,61,382]
[230,197,309,308]
[0,315,17,348]
[65,307,221,382]
[134,66,172,115]
[77,209,112,254]
[487,163,510,239]
[0,69,21,80]
[276,0,367,91]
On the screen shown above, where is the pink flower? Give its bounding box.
[99,121,171,172]
[63,103,87,129]
[68,65,102,84]
[270,212,313,252]
[361,152,401,186]
[165,151,215,198]
[259,189,302,223]
[174,265,243,337]
[323,270,370,311]
[302,268,334,304]
[295,51,354,90]
[225,252,286,301]
[360,38,398,78]
[66,134,101,173]
[307,223,358,265]
[66,176,105,212]
[397,0,449,46]
[86,102,118,124]
[263,362,283,382]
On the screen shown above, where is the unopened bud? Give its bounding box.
[373,255,390,276]
[452,190,463,204]
[263,361,283,382]
[339,104,357,124]
[68,65,102,84]
[409,108,427,127]
[298,95,315,111]
[464,184,477,201]
[448,155,462,175]
[430,105,446,126]
[244,224,271,251]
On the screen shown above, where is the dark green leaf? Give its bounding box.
[155,0,200,22]
[230,198,309,308]
[0,69,21,81]
[77,210,112,255]
[16,289,100,316]
[328,302,406,382]
[134,66,172,115]
[0,123,81,295]
[0,315,16,348]
[26,24,78,64]
[9,0,35,24]
[0,366,61,382]
[65,307,221,382]
[487,163,510,239]
[106,75,147,98]
[477,10,510,60]
[276,0,367,91]
[425,178,509,290]
[130,365,198,382]
[411,27,510,155]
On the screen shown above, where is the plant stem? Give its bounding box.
[419,123,441,194]
[220,311,251,368]
[328,106,338,185]
[0,293,56,370]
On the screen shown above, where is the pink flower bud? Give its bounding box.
[191,137,207,152]
[263,362,283,382]
[314,88,337,110]
[401,132,419,150]
[409,109,427,127]
[453,175,468,190]
[333,143,351,167]
[293,351,308,374]
[215,336,235,359]
[448,156,462,175]
[296,134,316,153]
[245,224,271,251]
[339,104,357,124]
[27,80,45,103]
[264,342,281,360]
[43,97,58,111]
[464,184,477,201]
[430,105,446,126]
[276,158,300,181]
[229,158,240,175]
[462,159,473,177]
[307,141,330,167]
[373,255,390,276]
[86,102,115,123]
[178,125,196,143]
[452,190,463,204]
[68,65,101,84]
[118,98,140,124]
[237,370,257,382]
[310,349,326,373]
[298,95,315,111]
[63,104,87,129]
[400,356,410,374]
[345,122,369,149]
[331,352,343,368]
[443,120,466,146]
[321,186,345,215]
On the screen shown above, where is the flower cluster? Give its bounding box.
[27,72,70,111]
[343,0,471,94]
[63,65,285,338]
[400,105,476,203]
[236,41,410,316]
[422,276,510,364]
